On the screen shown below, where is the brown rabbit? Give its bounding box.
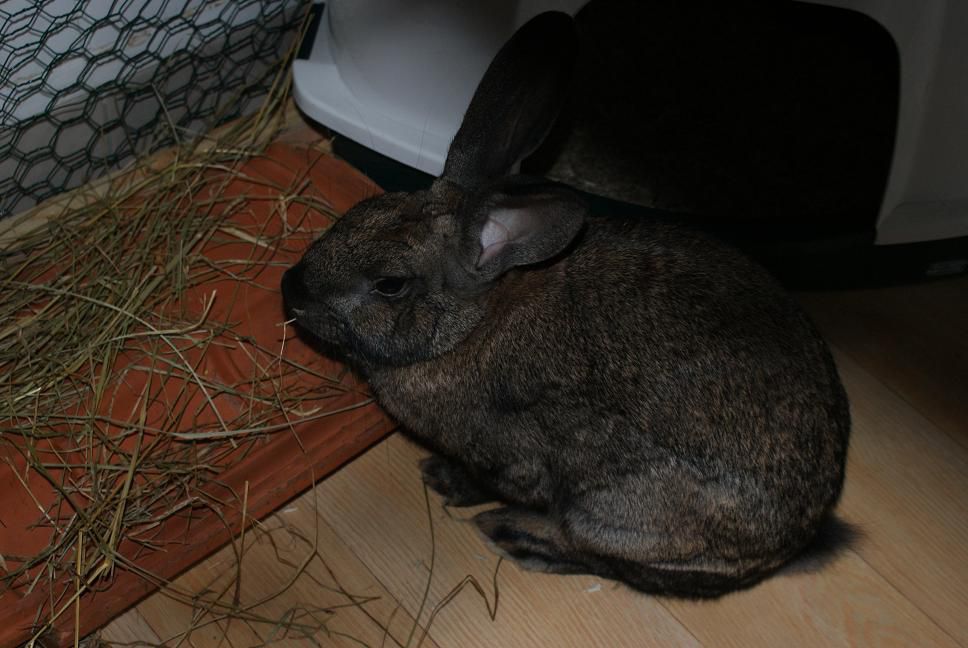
[282,12,850,597]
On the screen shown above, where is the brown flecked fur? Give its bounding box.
[282,12,850,598]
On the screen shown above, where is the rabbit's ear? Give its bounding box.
[443,12,578,190]
[458,183,586,281]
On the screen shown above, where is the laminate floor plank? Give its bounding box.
[120,488,434,648]
[799,277,968,448]
[313,434,703,648]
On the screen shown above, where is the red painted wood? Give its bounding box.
[0,142,393,647]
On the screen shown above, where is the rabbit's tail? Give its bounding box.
[785,513,861,573]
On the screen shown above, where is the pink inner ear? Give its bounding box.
[479,218,509,266]
[478,208,533,266]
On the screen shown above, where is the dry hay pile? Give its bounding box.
[0,16,382,645]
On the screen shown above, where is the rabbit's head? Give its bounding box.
[282,12,584,369]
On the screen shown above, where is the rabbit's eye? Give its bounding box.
[371,277,410,298]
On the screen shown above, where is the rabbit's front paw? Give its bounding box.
[419,455,494,507]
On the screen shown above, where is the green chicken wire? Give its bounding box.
[0,0,307,219]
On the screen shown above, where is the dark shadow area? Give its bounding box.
[533,0,899,236]
[321,2,967,287]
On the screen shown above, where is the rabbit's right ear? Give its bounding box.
[453,181,586,283]
[442,12,578,190]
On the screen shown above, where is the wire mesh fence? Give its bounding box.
[0,0,307,219]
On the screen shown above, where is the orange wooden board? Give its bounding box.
[0,142,394,647]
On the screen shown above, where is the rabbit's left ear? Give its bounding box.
[455,182,586,282]
[443,12,578,191]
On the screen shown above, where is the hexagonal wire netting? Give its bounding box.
[0,0,307,219]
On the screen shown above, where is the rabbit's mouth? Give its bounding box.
[282,298,353,364]
[285,303,346,349]
[281,264,343,342]
[281,265,310,320]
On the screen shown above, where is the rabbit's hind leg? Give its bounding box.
[420,454,495,507]
[471,502,760,596]
[559,478,779,597]
[474,506,592,575]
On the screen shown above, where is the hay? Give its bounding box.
[0,9,372,644]
[0,10,503,644]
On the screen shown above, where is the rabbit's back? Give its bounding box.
[569,217,849,520]
[569,216,849,463]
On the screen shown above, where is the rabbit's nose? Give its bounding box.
[281,263,309,316]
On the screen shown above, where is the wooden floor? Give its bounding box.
[100,273,968,647]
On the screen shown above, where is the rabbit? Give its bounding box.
[281,11,850,598]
